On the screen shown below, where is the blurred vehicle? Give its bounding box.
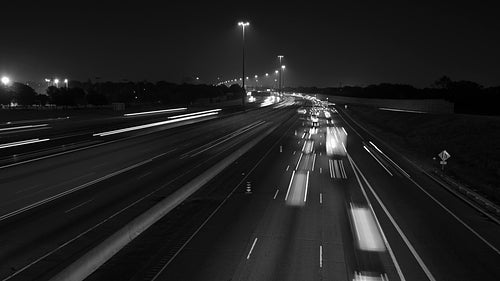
[326,126,347,157]
[311,115,319,126]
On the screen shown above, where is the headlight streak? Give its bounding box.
[0,138,51,149]
[123,108,187,116]
[93,111,219,137]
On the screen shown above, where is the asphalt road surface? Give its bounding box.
[1,95,499,281]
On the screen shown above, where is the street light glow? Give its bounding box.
[282,65,286,69]
[238,21,250,27]
[1,76,10,85]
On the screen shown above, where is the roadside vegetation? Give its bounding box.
[347,105,500,203]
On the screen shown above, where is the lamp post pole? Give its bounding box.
[238,21,250,106]
[278,55,284,94]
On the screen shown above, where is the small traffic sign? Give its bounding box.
[440,160,447,165]
[438,150,451,161]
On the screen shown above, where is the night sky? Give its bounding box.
[1,1,499,87]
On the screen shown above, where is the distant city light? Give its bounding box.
[265,73,269,77]
[282,65,286,69]
[1,76,10,85]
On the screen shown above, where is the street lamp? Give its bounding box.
[1,76,10,86]
[54,79,59,88]
[238,21,250,105]
[278,55,284,94]
[64,78,69,88]
[281,65,286,91]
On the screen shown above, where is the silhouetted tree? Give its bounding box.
[11,82,37,105]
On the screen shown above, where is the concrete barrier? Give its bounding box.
[320,95,454,114]
[50,124,279,281]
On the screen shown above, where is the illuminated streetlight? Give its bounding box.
[64,79,69,88]
[1,76,10,86]
[54,78,60,88]
[278,55,284,94]
[238,21,250,105]
[265,73,269,77]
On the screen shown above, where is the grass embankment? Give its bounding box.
[347,105,500,203]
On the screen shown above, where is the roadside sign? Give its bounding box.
[440,160,447,165]
[438,150,451,161]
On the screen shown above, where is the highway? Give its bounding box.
[1,95,499,281]
[89,97,500,281]
[0,97,296,280]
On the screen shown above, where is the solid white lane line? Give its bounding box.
[295,153,304,170]
[247,238,258,259]
[341,110,500,251]
[312,153,317,171]
[407,176,500,256]
[319,245,323,268]
[347,155,407,281]
[369,141,411,178]
[304,171,310,202]
[64,199,93,213]
[329,159,334,178]
[364,145,393,176]
[285,170,296,201]
[273,189,279,200]
[320,193,323,204]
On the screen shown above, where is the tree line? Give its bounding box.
[292,76,499,115]
[0,81,245,107]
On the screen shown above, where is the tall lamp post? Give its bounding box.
[278,55,284,94]
[281,65,286,93]
[238,21,250,106]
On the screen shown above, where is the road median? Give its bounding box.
[50,123,280,281]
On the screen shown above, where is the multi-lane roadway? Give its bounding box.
[1,95,499,281]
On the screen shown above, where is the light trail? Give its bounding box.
[93,111,219,137]
[0,124,49,132]
[124,107,187,116]
[0,138,50,149]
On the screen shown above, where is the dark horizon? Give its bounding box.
[1,1,499,88]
